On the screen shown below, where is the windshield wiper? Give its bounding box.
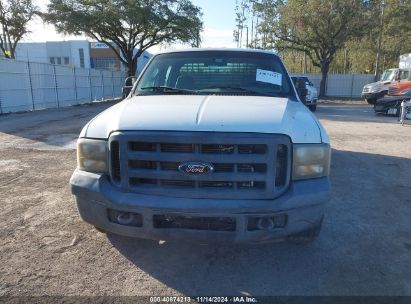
[140,86,197,94]
[201,86,281,97]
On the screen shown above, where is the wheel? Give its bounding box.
[309,104,317,112]
[396,106,402,117]
[287,216,323,243]
[373,105,383,115]
[366,99,376,105]
[94,226,108,234]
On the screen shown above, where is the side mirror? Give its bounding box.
[122,76,137,98]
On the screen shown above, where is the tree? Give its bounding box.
[240,0,411,78]
[44,0,203,75]
[375,0,411,73]
[342,0,411,76]
[251,0,369,96]
[234,0,249,48]
[0,0,37,59]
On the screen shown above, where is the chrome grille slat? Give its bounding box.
[389,88,400,95]
[127,168,267,181]
[128,182,267,192]
[109,131,291,200]
[127,151,269,162]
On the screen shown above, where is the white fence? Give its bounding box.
[0,60,374,114]
[290,73,375,98]
[0,59,125,113]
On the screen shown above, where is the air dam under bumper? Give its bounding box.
[362,91,385,101]
[70,169,330,243]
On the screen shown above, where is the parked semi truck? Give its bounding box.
[362,53,411,104]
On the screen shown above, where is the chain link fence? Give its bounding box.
[0,58,125,114]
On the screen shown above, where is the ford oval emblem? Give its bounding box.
[178,162,214,175]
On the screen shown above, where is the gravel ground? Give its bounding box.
[0,100,411,297]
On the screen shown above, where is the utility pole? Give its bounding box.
[251,19,254,48]
[239,6,245,48]
[374,0,385,81]
[246,26,249,48]
[255,18,259,48]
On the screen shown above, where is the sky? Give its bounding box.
[24,0,238,53]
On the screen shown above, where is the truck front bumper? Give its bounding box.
[362,92,385,100]
[70,170,330,243]
[305,96,318,104]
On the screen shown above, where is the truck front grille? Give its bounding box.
[388,87,400,95]
[110,141,121,182]
[109,131,291,199]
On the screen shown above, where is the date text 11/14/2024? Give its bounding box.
[149,296,258,303]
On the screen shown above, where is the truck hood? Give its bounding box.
[82,95,325,144]
[363,80,391,90]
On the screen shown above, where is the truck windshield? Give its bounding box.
[135,51,295,98]
[380,69,396,81]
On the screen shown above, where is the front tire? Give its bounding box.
[396,106,402,118]
[366,99,376,105]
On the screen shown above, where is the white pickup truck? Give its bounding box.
[70,49,331,243]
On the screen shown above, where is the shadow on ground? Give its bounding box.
[316,104,401,124]
[0,102,116,148]
[107,149,411,296]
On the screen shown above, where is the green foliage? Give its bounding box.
[0,0,37,59]
[261,0,368,96]
[377,0,411,71]
[44,0,203,75]
[237,0,411,96]
[234,0,249,46]
[237,0,411,76]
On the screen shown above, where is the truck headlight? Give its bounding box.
[77,138,108,173]
[292,144,331,180]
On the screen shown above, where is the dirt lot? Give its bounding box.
[0,100,411,296]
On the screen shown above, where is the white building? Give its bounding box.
[15,40,91,68]
[14,40,151,74]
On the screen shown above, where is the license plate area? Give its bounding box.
[153,215,236,231]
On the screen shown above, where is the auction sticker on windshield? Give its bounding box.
[256,69,282,86]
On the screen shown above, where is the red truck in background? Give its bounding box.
[387,80,411,97]
[363,53,411,104]
[374,79,411,116]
